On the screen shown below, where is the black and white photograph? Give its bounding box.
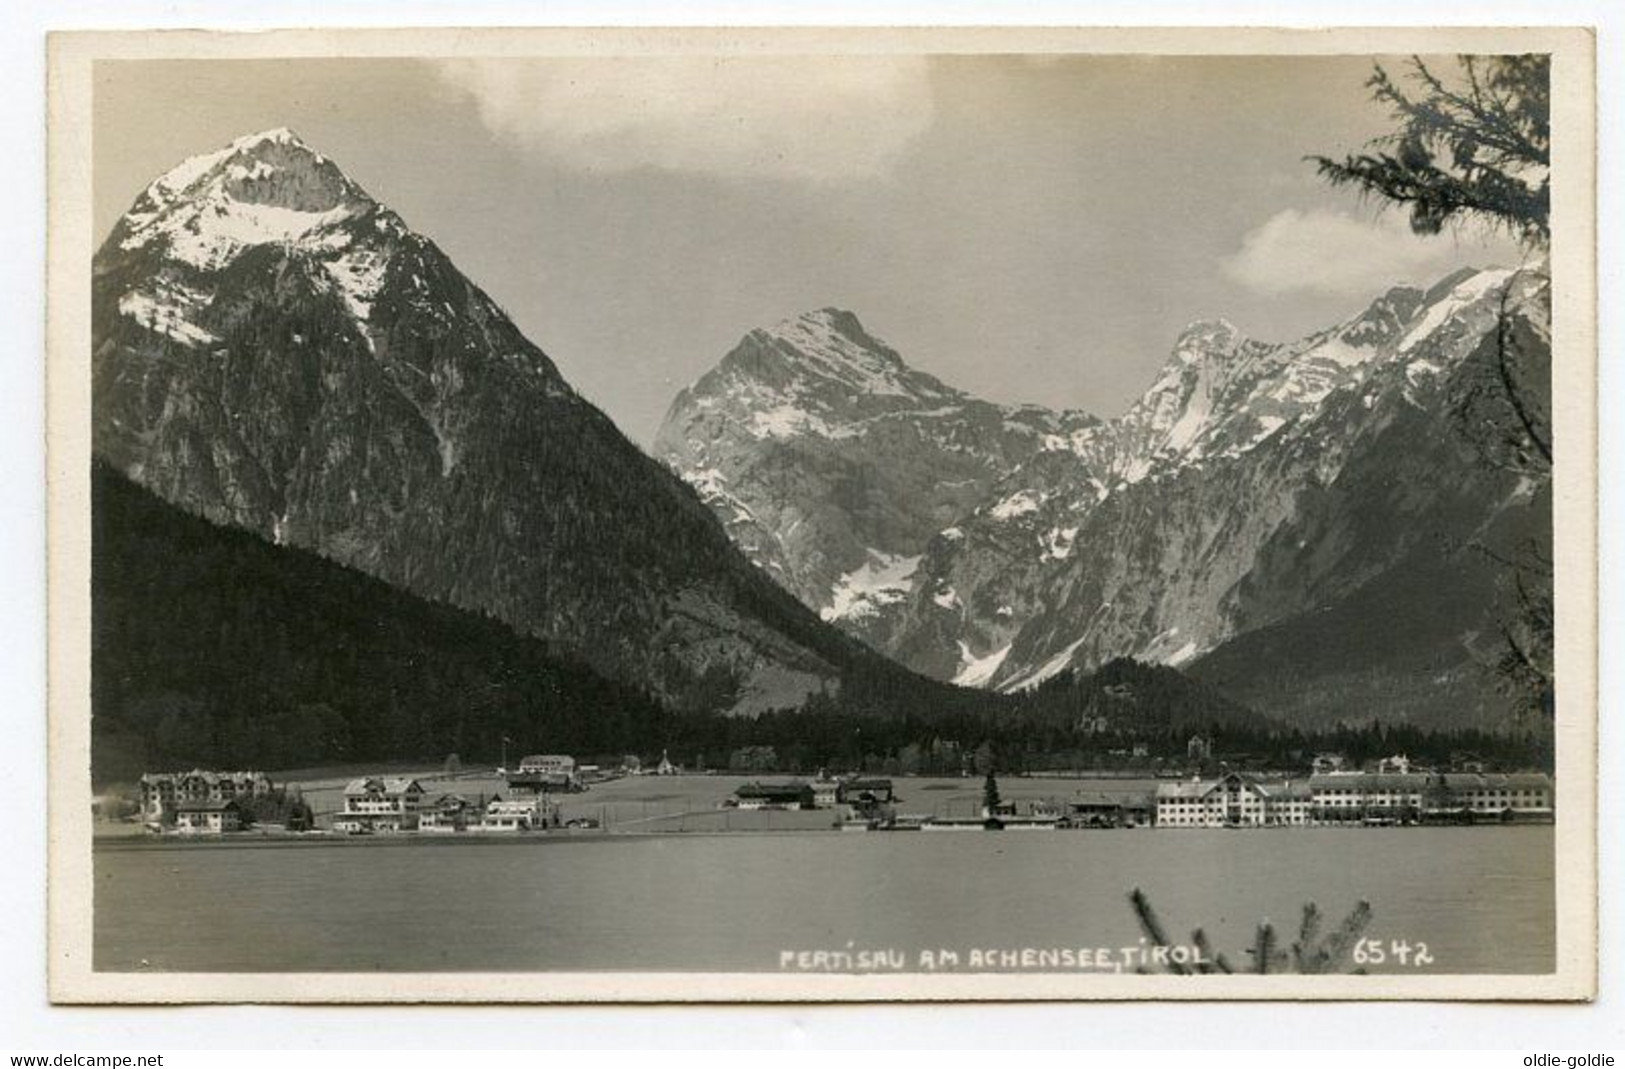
[42,25,1597,1003]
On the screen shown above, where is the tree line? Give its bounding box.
[93,459,1551,788]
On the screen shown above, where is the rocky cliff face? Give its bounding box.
[655,308,1095,651]
[92,129,898,715]
[660,265,1551,727]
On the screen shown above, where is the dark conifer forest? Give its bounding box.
[92,461,1548,785]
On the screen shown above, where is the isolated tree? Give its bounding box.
[1310,55,1549,246]
[982,770,1002,814]
[1314,55,1554,721]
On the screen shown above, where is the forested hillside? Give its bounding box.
[92,460,680,782]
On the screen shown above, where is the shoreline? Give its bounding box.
[92,816,1553,850]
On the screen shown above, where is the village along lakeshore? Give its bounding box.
[92,753,1558,974]
[92,735,1557,974]
[88,689,1558,975]
[106,744,1554,840]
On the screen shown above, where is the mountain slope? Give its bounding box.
[91,129,946,716]
[91,460,679,783]
[951,265,1549,707]
[655,308,1095,650]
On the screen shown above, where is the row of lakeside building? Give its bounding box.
[135,769,573,835]
[1150,770,1554,828]
[332,777,568,834]
[727,769,1555,829]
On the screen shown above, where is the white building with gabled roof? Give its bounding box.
[1154,772,1271,827]
[333,776,425,833]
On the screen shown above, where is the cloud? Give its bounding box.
[1220,208,1494,297]
[434,56,934,184]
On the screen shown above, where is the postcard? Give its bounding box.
[45,25,1597,1002]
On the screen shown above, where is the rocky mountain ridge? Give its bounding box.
[660,263,1551,727]
[655,307,1096,649]
[92,129,946,717]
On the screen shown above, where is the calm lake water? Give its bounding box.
[94,825,1553,974]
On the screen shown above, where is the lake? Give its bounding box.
[93,824,1554,974]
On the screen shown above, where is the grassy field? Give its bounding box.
[277,769,1164,832]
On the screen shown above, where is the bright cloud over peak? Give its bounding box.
[1220,208,1508,298]
[434,56,934,184]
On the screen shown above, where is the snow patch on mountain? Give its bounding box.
[952,641,1011,687]
[1160,360,1216,456]
[1398,268,1514,354]
[1166,641,1199,666]
[750,403,832,440]
[117,281,216,347]
[679,466,759,528]
[157,203,360,272]
[1001,633,1089,691]
[990,489,1042,521]
[1312,337,1370,369]
[322,243,392,321]
[1040,525,1079,561]
[1244,415,1286,446]
[821,550,922,623]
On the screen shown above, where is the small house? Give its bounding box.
[734,782,815,810]
[508,754,580,793]
[333,776,425,833]
[418,793,475,833]
[482,796,545,831]
[811,776,840,809]
[839,778,895,807]
[173,799,242,834]
[1068,791,1124,827]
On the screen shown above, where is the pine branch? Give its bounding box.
[1319,901,1374,972]
[1191,927,1234,975]
[1292,902,1324,974]
[1312,56,1550,246]
[1128,888,1191,976]
[1403,56,1548,168]
[1250,922,1279,975]
[1492,279,1554,467]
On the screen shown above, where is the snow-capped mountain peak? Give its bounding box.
[730,307,960,408]
[115,127,384,261]
[655,305,1102,639]
[105,129,412,341]
[1085,270,1515,483]
[1172,317,1244,359]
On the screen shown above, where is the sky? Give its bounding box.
[92,54,1523,445]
